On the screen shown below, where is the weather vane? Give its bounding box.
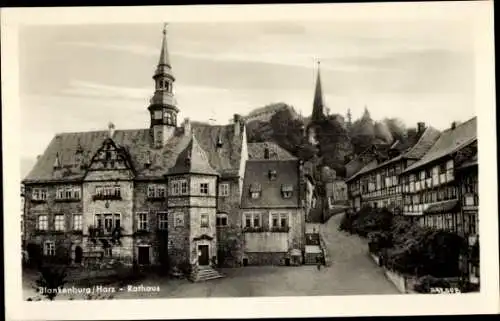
[163,23,168,35]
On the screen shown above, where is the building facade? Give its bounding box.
[240,159,307,265]
[346,124,441,212]
[22,25,314,270]
[21,25,251,270]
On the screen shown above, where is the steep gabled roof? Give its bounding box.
[168,134,218,176]
[404,117,477,173]
[345,126,441,182]
[241,159,300,208]
[248,142,296,160]
[23,123,245,183]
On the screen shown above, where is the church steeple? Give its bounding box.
[148,23,179,148]
[311,61,325,123]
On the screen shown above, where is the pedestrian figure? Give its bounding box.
[316,255,321,271]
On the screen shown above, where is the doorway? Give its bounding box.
[138,246,150,265]
[198,245,209,266]
[74,246,83,264]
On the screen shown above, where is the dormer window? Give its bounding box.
[249,183,262,199]
[145,151,152,167]
[268,170,277,180]
[281,184,294,199]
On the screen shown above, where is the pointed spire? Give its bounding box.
[311,60,325,123]
[158,23,171,69]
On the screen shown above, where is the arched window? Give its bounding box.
[165,112,173,125]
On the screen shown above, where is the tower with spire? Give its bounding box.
[311,61,326,123]
[148,23,179,148]
[306,61,326,145]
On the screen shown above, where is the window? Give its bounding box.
[180,180,188,194]
[249,183,262,199]
[158,212,168,230]
[271,212,289,228]
[219,183,230,197]
[200,214,209,228]
[243,213,261,228]
[54,215,65,231]
[165,112,173,125]
[94,185,121,199]
[174,213,184,227]
[446,160,454,182]
[147,185,155,198]
[37,215,48,230]
[281,184,294,199]
[95,213,120,233]
[137,213,148,231]
[268,170,277,180]
[32,188,47,201]
[147,184,166,199]
[171,181,180,195]
[200,183,209,195]
[104,247,113,258]
[154,110,163,120]
[73,214,82,231]
[56,186,81,200]
[44,241,55,256]
[216,214,228,227]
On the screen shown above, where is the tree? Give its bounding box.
[315,115,353,172]
[374,121,394,144]
[383,118,407,143]
[350,107,376,154]
[269,108,305,154]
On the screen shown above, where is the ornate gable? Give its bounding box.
[84,137,135,181]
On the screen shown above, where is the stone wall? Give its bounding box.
[24,184,84,263]
[216,177,244,267]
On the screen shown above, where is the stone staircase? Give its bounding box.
[190,265,224,282]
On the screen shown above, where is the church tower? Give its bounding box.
[311,61,325,123]
[148,24,179,148]
[307,61,325,145]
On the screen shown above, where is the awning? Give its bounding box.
[289,249,302,256]
[423,200,460,214]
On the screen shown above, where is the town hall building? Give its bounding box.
[22,25,312,276]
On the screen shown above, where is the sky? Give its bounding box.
[19,19,477,175]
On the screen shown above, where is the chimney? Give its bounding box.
[264,144,270,159]
[233,114,242,137]
[451,121,457,130]
[417,122,426,134]
[36,155,41,161]
[108,122,115,138]
[183,118,191,135]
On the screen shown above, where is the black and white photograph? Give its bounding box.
[2,2,498,320]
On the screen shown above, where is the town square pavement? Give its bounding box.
[23,214,398,300]
[114,214,399,298]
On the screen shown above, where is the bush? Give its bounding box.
[368,231,392,254]
[35,264,68,300]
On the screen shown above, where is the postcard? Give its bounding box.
[2,1,498,320]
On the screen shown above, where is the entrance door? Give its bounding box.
[198,245,209,266]
[138,246,150,265]
[74,246,83,264]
